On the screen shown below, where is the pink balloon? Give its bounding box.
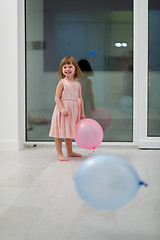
[75,118,103,150]
[91,108,111,131]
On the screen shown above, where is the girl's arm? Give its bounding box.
[79,83,85,119]
[55,80,68,116]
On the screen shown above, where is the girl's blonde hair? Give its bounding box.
[58,56,83,78]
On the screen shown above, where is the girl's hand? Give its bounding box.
[61,109,69,117]
[81,113,85,119]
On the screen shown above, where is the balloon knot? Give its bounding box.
[139,181,148,187]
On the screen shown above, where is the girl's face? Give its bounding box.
[62,63,75,78]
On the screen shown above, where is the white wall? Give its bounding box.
[0,0,19,150]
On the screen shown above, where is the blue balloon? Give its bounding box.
[75,154,145,210]
[117,96,133,114]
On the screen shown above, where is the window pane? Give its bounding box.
[148,0,160,136]
[25,0,133,141]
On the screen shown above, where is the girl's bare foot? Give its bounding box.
[67,152,82,157]
[57,154,69,161]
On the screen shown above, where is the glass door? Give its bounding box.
[138,0,160,148]
[148,0,160,137]
[25,0,133,143]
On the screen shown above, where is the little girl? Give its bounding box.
[49,56,85,161]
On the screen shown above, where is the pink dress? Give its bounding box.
[49,79,81,139]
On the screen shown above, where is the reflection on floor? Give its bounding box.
[27,110,133,142]
[27,111,51,141]
[0,146,160,240]
[27,109,160,141]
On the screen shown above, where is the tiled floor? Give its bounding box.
[0,145,160,240]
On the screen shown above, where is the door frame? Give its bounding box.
[18,0,160,148]
[137,0,160,148]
